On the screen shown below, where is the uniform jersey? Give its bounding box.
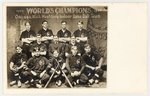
[65,43,82,54]
[73,29,88,38]
[10,53,28,67]
[20,30,36,40]
[49,57,65,69]
[26,56,49,74]
[67,54,85,72]
[30,42,47,53]
[48,42,65,57]
[82,51,101,67]
[38,28,53,37]
[57,29,71,38]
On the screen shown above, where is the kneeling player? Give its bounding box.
[65,46,87,86]
[22,52,50,88]
[47,50,66,87]
[82,44,104,85]
[9,46,27,88]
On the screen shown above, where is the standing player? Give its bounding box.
[38,20,53,37]
[20,21,36,58]
[73,21,88,39]
[82,44,104,85]
[57,21,71,38]
[9,46,28,88]
[38,20,54,48]
[73,21,89,54]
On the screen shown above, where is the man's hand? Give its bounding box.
[51,68,55,72]
[76,37,80,42]
[71,72,75,77]
[12,67,18,73]
[95,66,100,70]
[31,70,37,76]
[61,63,66,70]
[40,70,46,78]
[56,70,61,75]
[74,71,80,76]
[65,53,69,57]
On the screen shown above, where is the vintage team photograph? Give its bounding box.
[6,6,107,88]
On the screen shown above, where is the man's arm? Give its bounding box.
[10,62,15,71]
[65,58,72,73]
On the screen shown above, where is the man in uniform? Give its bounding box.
[82,44,104,85]
[30,35,47,57]
[38,20,53,37]
[48,36,65,59]
[47,50,66,86]
[65,46,87,86]
[65,36,82,57]
[22,51,50,88]
[9,45,28,88]
[73,21,88,38]
[38,20,54,48]
[73,21,89,54]
[57,21,71,38]
[20,21,36,58]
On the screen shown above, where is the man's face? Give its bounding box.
[25,22,31,31]
[16,47,22,53]
[61,22,67,29]
[70,38,76,45]
[71,46,78,55]
[37,36,41,44]
[35,52,40,57]
[84,46,91,53]
[77,22,83,29]
[53,51,59,58]
[42,22,48,29]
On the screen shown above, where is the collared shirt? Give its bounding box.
[48,42,64,54]
[65,43,82,54]
[73,29,88,37]
[20,30,36,40]
[57,29,71,38]
[10,53,28,67]
[49,57,65,69]
[30,42,47,53]
[26,56,49,73]
[82,51,101,67]
[67,54,85,72]
[38,28,53,37]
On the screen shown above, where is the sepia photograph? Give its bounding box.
[6,6,107,88]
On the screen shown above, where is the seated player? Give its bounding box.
[22,51,50,88]
[65,46,87,86]
[30,35,47,57]
[47,50,66,87]
[82,44,104,85]
[65,36,82,57]
[9,45,27,88]
[48,36,65,59]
